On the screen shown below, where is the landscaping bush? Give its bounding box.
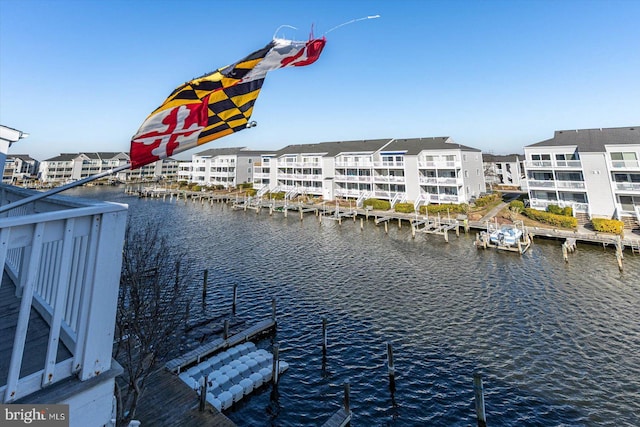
[245,188,257,196]
[364,198,391,210]
[474,193,501,207]
[523,208,577,228]
[509,200,525,210]
[419,203,468,215]
[546,204,573,217]
[591,218,624,235]
[394,202,415,213]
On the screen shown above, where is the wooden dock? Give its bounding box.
[165,318,276,373]
[321,383,352,427]
[134,368,237,427]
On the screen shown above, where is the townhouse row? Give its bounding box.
[2,152,180,184]
[3,126,640,225]
[182,137,486,207]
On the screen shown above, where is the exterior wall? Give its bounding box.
[604,144,640,218]
[461,150,485,199]
[235,155,255,185]
[403,155,419,201]
[580,152,615,217]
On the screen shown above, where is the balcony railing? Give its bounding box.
[0,185,127,403]
[418,161,461,169]
[373,175,406,183]
[529,198,589,213]
[373,161,405,168]
[614,182,640,192]
[611,160,640,169]
[556,180,586,189]
[418,177,461,186]
[335,161,373,167]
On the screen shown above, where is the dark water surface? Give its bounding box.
[70,187,640,426]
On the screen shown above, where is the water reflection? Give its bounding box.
[68,187,640,426]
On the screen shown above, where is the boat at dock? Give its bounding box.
[489,224,523,247]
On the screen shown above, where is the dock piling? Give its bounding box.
[202,269,208,309]
[232,284,238,315]
[343,382,350,414]
[473,372,487,427]
[272,297,277,324]
[223,319,229,340]
[386,342,396,392]
[322,317,328,358]
[272,343,280,385]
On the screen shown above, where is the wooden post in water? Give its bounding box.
[473,372,487,427]
[398,217,401,229]
[232,284,238,315]
[199,375,208,412]
[300,207,303,221]
[343,382,351,414]
[202,269,208,309]
[384,221,388,234]
[322,317,328,358]
[223,319,229,340]
[562,243,569,263]
[360,218,364,230]
[444,228,449,243]
[386,342,395,392]
[272,343,280,385]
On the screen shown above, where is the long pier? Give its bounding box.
[130,188,640,254]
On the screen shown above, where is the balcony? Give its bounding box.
[418,177,462,186]
[373,161,405,168]
[611,160,640,169]
[555,180,586,189]
[335,161,373,168]
[529,198,588,213]
[373,175,406,183]
[0,185,126,424]
[614,182,640,192]
[418,161,461,169]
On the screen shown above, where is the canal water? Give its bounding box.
[69,187,640,426]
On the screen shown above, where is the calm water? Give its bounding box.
[70,187,640,426]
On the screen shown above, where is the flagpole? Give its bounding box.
[0,164,131,214]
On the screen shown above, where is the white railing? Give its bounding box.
[611,160,640,169]
[356,191,371,208]
[418,161,461,169]
[527,179,556,188]
[614,182,640,192]
[0,185,127,403]
[373,161,405,168]
[335,161,374,167]
[555,180,586,189]
[554,160,582,168]
[525,161,554,168]
[529,198,589,213]
[373,175,406,183]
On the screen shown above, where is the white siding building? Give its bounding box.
[482,154,525,189]
[524,126,640,227]
[2,154,39,184]
[252,137,485,206]
[189,147,261,188]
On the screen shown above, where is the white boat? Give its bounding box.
[489,224,523,246]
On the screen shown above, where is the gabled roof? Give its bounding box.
[383,137,480,155]
[483,153,523,162]
[195,147,263,157]
[276,139,392,157]
[7,154,37,162]
[526,126,640,151]
[43,153,78,162]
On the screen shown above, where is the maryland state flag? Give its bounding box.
[130,37,326,169]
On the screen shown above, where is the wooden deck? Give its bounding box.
[321,408,351,427]
[0,273,72,386]
[134,368,237,427]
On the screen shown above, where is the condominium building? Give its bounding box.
[252,137,485,206]
[39,152,178,183]
[189,147,261,188]
[2,154,39,184]
[482,154,525,189]
[524,126,640,225]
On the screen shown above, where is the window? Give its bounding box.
[464,170,469,178]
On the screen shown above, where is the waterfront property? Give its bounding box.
[183,147,264,188]
[251,137,486,207]
[482,153,526,190]
[0,185,127,427]
[38,152,180,184]
[524,126,640,228]
[2,154,39,185]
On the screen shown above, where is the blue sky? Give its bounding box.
[1,0,639,161]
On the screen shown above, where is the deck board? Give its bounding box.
[135,368,237,427]
[0,273,72,386]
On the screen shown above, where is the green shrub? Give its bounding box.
[269,191,285,200]
[509,200,525,210]
[364,198,391,210]
[394,202,414,213]
[523,208,577,228]
[591,218,624,235]
[245,188,257,196]
[546,204,573,217]
[191,185,202,192]
[475,193,501,207]
[419,203,468,215]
